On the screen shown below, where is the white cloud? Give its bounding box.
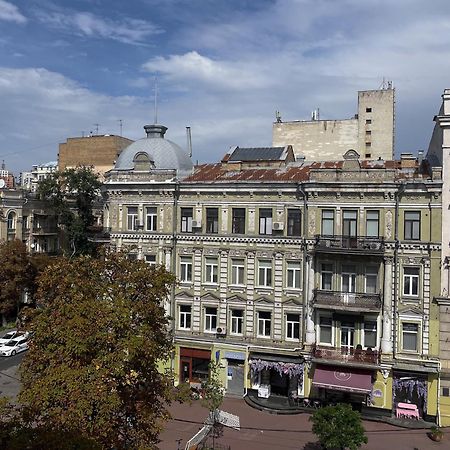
[36,10,162,45]
[143,51,272,91]
[0,0,27,23]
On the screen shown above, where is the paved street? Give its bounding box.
[0,351,24,400]
[159,397,446,450]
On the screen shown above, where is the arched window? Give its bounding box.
[7,211,16,230]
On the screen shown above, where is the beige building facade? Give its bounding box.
[273,88,394,161]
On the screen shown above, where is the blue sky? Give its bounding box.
[1,0,450,174]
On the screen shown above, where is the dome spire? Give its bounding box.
[153,75,158,125]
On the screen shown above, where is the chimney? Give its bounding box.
[400,153,416,169]
[144,124,167,138]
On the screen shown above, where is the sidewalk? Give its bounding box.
[159,396,445,450]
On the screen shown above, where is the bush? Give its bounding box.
[309,403,368,450]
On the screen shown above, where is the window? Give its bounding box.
[287,262,301,289]
[287,209,301,236]
[205,257,218,284]
[321,263,333,290]
[286,313,300,340]
[145,254,156,267]
[363,321,377,348]
[145,207,157,231]
[127,206,138,231]
[365,130,372,136]
[259,208,273,235]
[231,259,245,285]
[342,265,356,293]
[180,256,192,282]
[230,309,244,335]
[319,317,332,344]
[181,208,193,233]
[366,211,379,237]
[127,253,137,261]
[342,210,357,237]
[7,212,16,230]
[321,210,334,235]
[204,307,217,332]
[365,153,372,158]
[179,305,192,330]
[257,311,271,337]
[366,142,372,147]
[232,208,246,234]
[403,267,419,296]
[206,208,219,234]
[365,267,378,294]
[402,322,419,351]
[404,211,420,240]
[258,260,272,287]
[366,107,372,113]
[366,119,372,125]
[22,216,28,230]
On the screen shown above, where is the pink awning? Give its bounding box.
[313,365,373,394]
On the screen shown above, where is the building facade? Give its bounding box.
[104,125,443,423]
[20,161,58,193]
[272,87,395,162]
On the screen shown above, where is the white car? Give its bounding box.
[0,330,29,345]
[0,337,29,357]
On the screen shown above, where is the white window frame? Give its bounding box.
[258,260,273,287]
[205,257,218,284]
[403,267,420,297]
[286,261,301,289]
[286,313,300,340]
[180,256,192,283]
[230,309,244,335]
[365,266,378,294]
[321,263,333,290]
[145,207,157,232]
[181,208,193,233]
[204,307,218,333]
[257,310,272,338]
[127,206,138,231]
[145,254,156,267]
[7,212,16,230]
[321,210,334,236]
[231,259,245,286]
[366,210,379,237]
[318,316,333,346]
[259,208,273,235]
[401,321,420,353]
[362,320,377,349]
[342,264,357,293]
[179,304,192,330]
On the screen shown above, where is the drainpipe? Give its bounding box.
[170,181,180,371]
[393,182,406,357]
[298,183,308,347]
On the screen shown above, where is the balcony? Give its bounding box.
[314,235,384,255]
[32,226,58,236]
[312,289,381,312]
[312,344,381,365]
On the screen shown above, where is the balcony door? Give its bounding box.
[342,265,356,293]
[341,321,355,355]
[342,210,358,247]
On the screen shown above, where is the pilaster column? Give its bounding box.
[305,254,316,345]
[381,256,393,354]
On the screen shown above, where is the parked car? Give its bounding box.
[0,337,29,357]
[0,330,29,345]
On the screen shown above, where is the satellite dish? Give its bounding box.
[0,179,5,188]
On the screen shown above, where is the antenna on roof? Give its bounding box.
[94,123,100,135]
[153,75,158,124]
[186,127,192,158]
[117,119,123,136]
[275,110,282,123]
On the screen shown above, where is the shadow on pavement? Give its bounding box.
[303,442,321,450]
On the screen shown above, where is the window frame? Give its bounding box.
[401,322,420,352]
[206,207,219,234]
[7,212,16,230]
[403,267,420,297]
[342,210,358,237]
[404,211,421,241]
[145,207,157,232]
[230,309,244,335]
[366,210,379,237]
[257,310,272,338]
[362,321,377,349]
[287,208,301,236]
[232,208,246,234]
[181,208,193,233]
[259,208,273,235]
[204,307,218,333]
[342,264,357,293]
[321,210,334,236]
[231,258,245,286]
[318,316,333,346]
[286,313,300,340]
[258,259,273,287]
[204,257,219,284]
[126,206,138,231]
[286,261,301,289]
[145,254,156,267]
[179,304,192,330]
[180,256,193,283]
[365,266,378,294]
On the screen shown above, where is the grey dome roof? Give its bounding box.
[114,124,193,176]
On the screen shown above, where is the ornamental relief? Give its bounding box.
[308,212,316,236]
[385,210,393,239]
[177,248,194,255]
[203,248,219,256]
[228,249,245,257]
[400,256,423,265]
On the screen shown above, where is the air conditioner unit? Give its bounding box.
[273,222,284,231]
[216,327,226,336]
[192,220,202,228]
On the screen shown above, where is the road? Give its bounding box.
[159,397,444,450]
[0,348,24,399]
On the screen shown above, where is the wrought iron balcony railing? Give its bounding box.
[314,235,384,254]
[312,344,381,365]
[312,289,382,311]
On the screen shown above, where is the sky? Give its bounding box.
[1,0,450,175]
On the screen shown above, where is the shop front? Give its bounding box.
[249,353,304,400]
[179,347,211,385]
[392,371,427,419]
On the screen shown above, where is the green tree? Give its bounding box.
[310,403,368,450]
[37,166,102,256]
[0,240,30,326]
[19,252,177,449]
[201,360,225,449]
